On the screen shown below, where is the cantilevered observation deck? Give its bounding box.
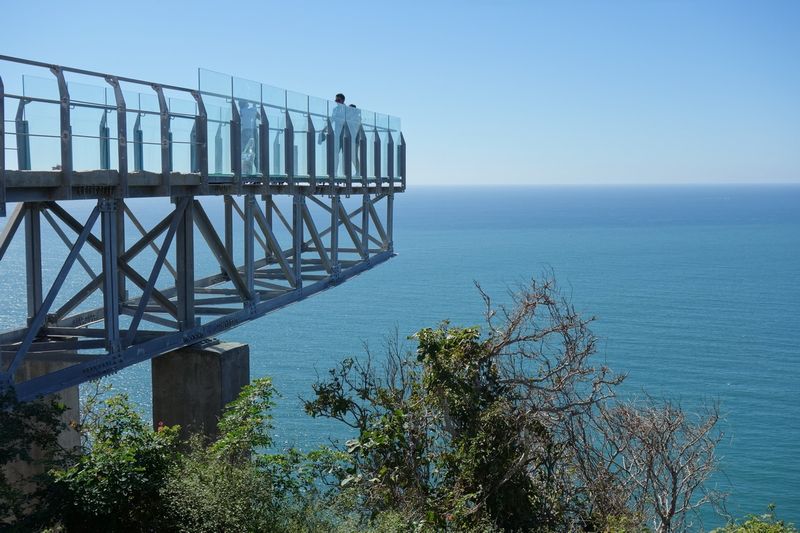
[0,55,405,401]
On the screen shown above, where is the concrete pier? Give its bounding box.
[1,354,80,497]
[151,341,250,440]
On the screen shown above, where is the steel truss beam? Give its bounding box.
[1,191,395,400]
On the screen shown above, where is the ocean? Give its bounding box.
[2,184,798,527]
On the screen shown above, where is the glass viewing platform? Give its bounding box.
[1,55,406,215]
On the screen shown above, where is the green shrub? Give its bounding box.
[713,505,798,533]
[50,394,180,531]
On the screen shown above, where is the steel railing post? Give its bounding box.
[105,76,128,197]
[307,114,316,188]
[231,99,242,182]
[153,85,171,194]
[0,74,5,217]
[259,106,270,194]
[51,67,72,196]
[190,91,209,189]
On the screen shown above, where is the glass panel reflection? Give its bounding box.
[199,69,233,178]
[233,77,261,179]
[262,84,286,180]
[308,96,330,180]
[286,90,308,178]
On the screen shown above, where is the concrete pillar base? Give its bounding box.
[1,353,80,501]
[151,341,250,440]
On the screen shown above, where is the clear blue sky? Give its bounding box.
[3,0,798,185]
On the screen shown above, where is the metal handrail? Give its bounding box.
[1,54,405,195]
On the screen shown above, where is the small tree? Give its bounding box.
[306,277,725,532]
[305,278,623,530]
[50,393,181,531]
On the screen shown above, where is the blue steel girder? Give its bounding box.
[0,54,404,401]
[0,191,396,401]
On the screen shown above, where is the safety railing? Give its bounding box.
[0,55,406,214]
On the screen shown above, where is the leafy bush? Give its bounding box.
[713,506,798,533]
[50,394,180,531]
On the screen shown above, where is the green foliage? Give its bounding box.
[305,279,613,532]
[212,377,275,460]
[50,393,180,531]
[0,279,750,532]
[713,506,798,533]
[161,439,281,532]
[0,390,66,525]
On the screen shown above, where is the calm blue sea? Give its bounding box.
[2,185,798,527]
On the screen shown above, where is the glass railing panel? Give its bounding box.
[389,115,402,181]
[345,105,363,179]
[123,91,162,174]
[286,90,308,178]
[262,84,286,180]
[361,109,377,180]
[199,69,233,178]
[309,96,331,180]
[329,102,348,179]
[68,81,115,172]
[22,74,59,102]
[206,101,231,176]
[233,77,261,179]
[198,69,231,100]
[375,113,389,181]
[3,94,20,171]
[168,97,199,174]
[20,75,60,171]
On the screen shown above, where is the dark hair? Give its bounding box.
[335,93,345,102]
[349,104,357,108]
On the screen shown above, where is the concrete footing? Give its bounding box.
[151,341,250,440]
[1,354,81,498]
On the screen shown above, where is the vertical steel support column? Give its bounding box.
[307,115,316,188]
[190,91,209,188]
[400,132,406,190]
[343,124,352,191]
[15,100,31,170]
[176,197,195,330]
[106,76,128,197]
[24,203,43,323]
[133,114,144,172]
[224,195,233,259]
[386,192,394,253]
[244,193,255,297]
[374,128,382,193]
[153,85,171,194]
[0,74,6,217]
[259,107,270,193]
[263,194,274,262]
[100,199,121,352]
[387,132,395,185]
[214,123,223,175]
[51,67,73,196]
[361,192,370,258]
[358,127,368,186]
[285,111,295,185]
[231,100,242,181]
[99,112,111,170]
[293,193,303,289]
[325,117,335,194]
[116,202,126,300]
[330,194,340,279]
